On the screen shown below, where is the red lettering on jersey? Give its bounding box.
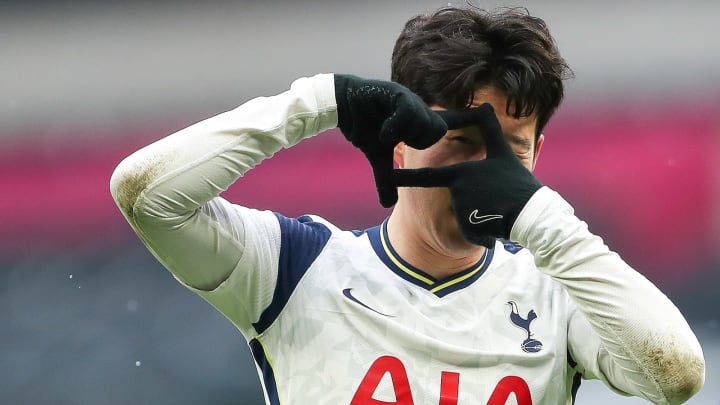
[486,376,532,405]
[354,357,532,404]
[438,371,459,405]
[351,356,414,404]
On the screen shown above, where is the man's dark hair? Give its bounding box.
[391,6,573,138]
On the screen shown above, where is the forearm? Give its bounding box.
[111,73,337,219]
[109,73,338,289]
[511,187,705,404]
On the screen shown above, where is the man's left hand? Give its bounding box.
[393,104,543,248]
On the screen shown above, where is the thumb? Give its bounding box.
[393,164,462,188]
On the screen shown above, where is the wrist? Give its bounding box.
[289,73,339,134]
[509,186,574,248]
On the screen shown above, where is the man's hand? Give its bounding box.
[334,74,447,207]
[393,104,543,248]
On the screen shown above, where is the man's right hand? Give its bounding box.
[334,74,447,208]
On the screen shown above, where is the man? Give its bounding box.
[110,6,704,404]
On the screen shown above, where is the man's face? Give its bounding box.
[393,86,544,251]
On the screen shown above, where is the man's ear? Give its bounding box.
[531,134,544,171]
[394,142,406,169]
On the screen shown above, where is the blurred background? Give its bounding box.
[1,0,718,404]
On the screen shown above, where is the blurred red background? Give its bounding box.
[1,101,717,287]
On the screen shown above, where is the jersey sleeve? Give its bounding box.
[109,74,338,337]
[510,187,705,405]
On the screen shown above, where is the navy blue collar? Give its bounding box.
[366,219,494,298]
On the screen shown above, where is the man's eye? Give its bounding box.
[451,136,473,144]
[514,150,532,161]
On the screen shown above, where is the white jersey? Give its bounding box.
[220,210,579,404]
[110,74,704,405]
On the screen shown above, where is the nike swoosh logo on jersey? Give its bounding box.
[468,210,503,225]
[342,288,393,317]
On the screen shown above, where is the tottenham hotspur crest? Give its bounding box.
[508,301,543,353]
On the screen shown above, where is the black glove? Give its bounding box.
[393,104,543,248]
[334,74,447,207]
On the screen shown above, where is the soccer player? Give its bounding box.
[110,6,705,404]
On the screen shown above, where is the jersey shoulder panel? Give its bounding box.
[253,213,333,333]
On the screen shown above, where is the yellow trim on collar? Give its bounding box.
[430,252,487,293]
[379,222,434,285]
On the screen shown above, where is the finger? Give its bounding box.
[366,149,398,208]
[435,105,500,130]
[380,93,447,149]
[435,109,480,130]
[437,105,513,159]
[393,164,462,188]
[470,104,514,159]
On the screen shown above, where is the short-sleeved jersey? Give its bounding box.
[198,210,580,404]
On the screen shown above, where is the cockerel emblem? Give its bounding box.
[508,301,543,353]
